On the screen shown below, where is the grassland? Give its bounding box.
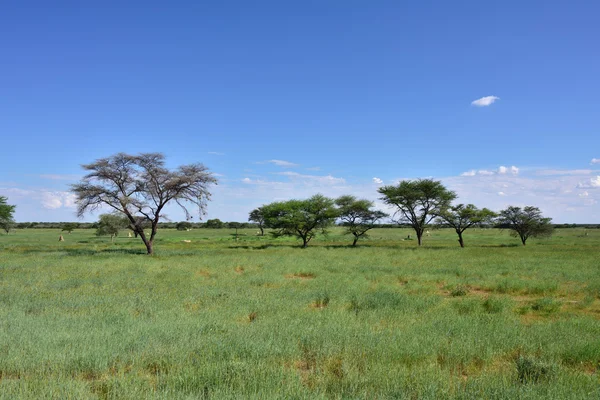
[0,227,599,399]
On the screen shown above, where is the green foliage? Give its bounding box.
[335,195,387,246]
[378,179,456,245]
[176,221,193,231]
[95,213,128,240]
[0,196,16,234]
[205,219,224,229]
[516,356,554,384]
[498,206,554,245]
[262,194,338,247]
[437,204,497,247]
[61,222,79,233]
[248,207,265,235]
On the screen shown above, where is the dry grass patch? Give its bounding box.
[285,272,316,280]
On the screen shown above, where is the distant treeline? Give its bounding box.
[10,221,600,230]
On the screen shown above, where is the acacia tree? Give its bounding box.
[61,222,79,234]
[71,153,217,254]
[248,207,265,236]
[96,213,127,242]
[0,196,16,234]
[498,206,553,245]
[335,195,388,246]
[436,204,496,247]
[378,179,456,246]
[262,194,338,248]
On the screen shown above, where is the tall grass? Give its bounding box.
[0,228,598,398]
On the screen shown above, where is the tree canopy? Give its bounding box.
[378,179,456,245]
[262,194,338,248]
[96,213,128,241]
[498,206,554,245]
[71,152,217,254]
[437,204,496,247]
[248,207,266,236]
[0,196,16,234]
[335,195,388,246]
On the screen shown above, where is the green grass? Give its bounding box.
[0,227,599,399]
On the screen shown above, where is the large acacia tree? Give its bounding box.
[71,153,217,254]
[437,204,496,247]
[378,179,456,246]
[497,206,553,245]
[262,194,338,248]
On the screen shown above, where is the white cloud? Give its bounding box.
[497,191,506,196]
[460,170,476,177]
[577,176,600,188]
[41,192,77,209]
[207,151,225,156]
[579,191,589,198]
[471,96,500,107]
[498,165,519,175]
[478,170,495,176]
[267,159,299,167]
[591,158,600,165]
[373,177,383,185]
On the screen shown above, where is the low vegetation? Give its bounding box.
[0,227,598,398]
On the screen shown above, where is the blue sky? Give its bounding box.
[1,1,599,223]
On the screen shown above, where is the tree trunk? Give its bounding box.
[145,240,154,254]
[352,235,358,247]
[457,231,464,248]
[301,236,309,248]
[259,226,264,236]
[416,231,423,246]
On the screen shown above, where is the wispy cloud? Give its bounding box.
[461,166,519,177]
[471,95,500,107]
[207,151,225,156]
[591,158,600,165]
[40,174,80,181]
[305,167,321,171]
[535,169,593,176]
[255,159,300,167]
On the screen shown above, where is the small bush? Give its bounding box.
[516,356,553,384]
[531,298,561,314]
[312,293,330,308]
[450,284,469,297]
[482,296,507,314]
[454,299,479,315]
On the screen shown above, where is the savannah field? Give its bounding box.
[0,227,599,399]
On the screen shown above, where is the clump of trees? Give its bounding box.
[0,196,16,234]
[250,178,554,248]
[71,152,217,254]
